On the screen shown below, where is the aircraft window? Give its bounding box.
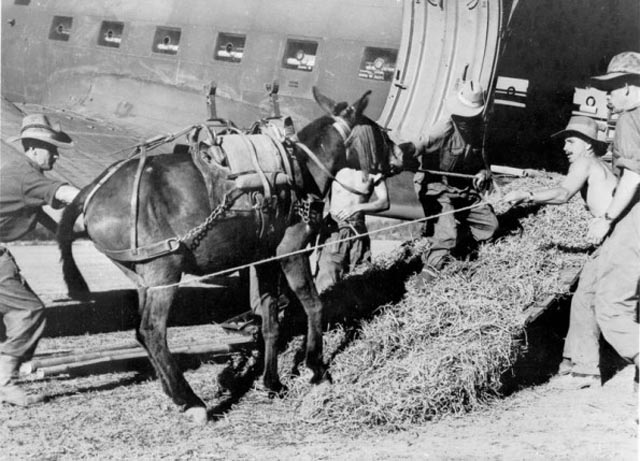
[49,16,73,42]
[48,16,73,42]
[152,27,181,55]
[97,21,124,48]
[282,39,318,72]
[14,0,31,5]
[358,47,398,82]
[214,33,246,63]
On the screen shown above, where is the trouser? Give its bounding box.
[594,202,640,363]
[314,216,370,294]
[249,266,292,314]
[562,248,601,375]
[419,191,499,270]
[0,246,46,361]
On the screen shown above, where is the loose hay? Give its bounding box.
[285,174,592,431]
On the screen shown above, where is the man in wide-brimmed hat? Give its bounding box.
[0,114,80,406]
[585,51,640,385]
[410,80,498,288]
[505,115,617,389]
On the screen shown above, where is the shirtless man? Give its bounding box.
[504,115,615,388]
[314,168,389,294]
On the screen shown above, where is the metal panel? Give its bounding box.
[378,0,503,143]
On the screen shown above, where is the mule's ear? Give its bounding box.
[353,90,372,116]
[283,116,296,137]
[312,86,337,115]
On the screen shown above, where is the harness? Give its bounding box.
[82,115,367,262]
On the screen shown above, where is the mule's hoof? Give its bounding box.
[184,406,208,425]
[310,368,332,385]
[267,385,288,399]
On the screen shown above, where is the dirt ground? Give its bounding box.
[1,242,638,460]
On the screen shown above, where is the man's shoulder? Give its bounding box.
[1,156,38,173]
[568,157,593,173]
[616,107,640,137]
[0,157,31,182]
[335,168,363,181]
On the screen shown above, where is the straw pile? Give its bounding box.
[284,174,592,430]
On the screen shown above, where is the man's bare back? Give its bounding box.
[575,157,616,217]
[329,168,389,221]
[504,152,615,217]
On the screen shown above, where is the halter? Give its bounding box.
[332,115,352,144]
[290,115,369,197]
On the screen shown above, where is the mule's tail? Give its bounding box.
[57,188,91,298]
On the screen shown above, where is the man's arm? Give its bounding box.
[504,159,590,205]
[53,184,80,208]
[332,176,389,221]
[413,118,452,153]
[587,169,640,243]
[358,177,389,214]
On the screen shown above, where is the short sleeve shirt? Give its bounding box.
[612,106,640,176]
[414,117,485,195]
[0,156,67,241]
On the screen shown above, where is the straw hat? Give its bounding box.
[551,116,607,151]
[590,51,640,91]
[446,80,485,118]
[8,114,73,148]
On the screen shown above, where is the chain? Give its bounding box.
[179,194,235,251]
[296,197,311,224]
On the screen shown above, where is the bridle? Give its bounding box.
[290,112,373,197]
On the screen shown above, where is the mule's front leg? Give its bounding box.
[137,284,207,424]
[253,264,285,395]
[279,230,329,384]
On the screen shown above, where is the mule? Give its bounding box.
[57,87,403,424]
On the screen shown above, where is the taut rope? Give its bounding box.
[147,197,502,291]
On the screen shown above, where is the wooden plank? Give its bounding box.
[521,264,584,326]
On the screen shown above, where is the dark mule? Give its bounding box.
[57,88,403,424]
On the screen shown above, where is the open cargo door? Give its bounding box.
[374,0,504,220]
[379,0,503,142]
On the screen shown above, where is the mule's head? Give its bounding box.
[312,87,404,179]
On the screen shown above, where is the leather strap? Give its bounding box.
[332,116,352,143]
[130,146,147,252]
[239,133,272,198]
[294,141,368,196]
[94,237,181,262]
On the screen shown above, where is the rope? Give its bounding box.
[147,196,503,291]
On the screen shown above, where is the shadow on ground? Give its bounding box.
[43,275,249,337]
[501,287,629,394]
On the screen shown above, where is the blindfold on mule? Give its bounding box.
[345,124,386,179]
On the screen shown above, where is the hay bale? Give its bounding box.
[286,174,592,430]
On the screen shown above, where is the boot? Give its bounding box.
[411,265,440,291]
[0,354,44,407]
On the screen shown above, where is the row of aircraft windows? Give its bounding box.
[43,14,398,82]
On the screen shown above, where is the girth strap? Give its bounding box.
[239,133,273,198]
[130,145,148,252]
[94,238,181,262]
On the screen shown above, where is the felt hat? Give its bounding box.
[446,80,485,118]
[551,116,607,151]
[590,51,640,91]
[8,114,73,148]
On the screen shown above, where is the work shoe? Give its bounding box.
[0,383,44,407]
[410,266,439,291]
[550,373,600,390]
[0,354,44,407]
[220,310,260,336]
[558,358,572,376]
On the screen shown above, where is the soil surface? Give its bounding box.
[1,242,637,460]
